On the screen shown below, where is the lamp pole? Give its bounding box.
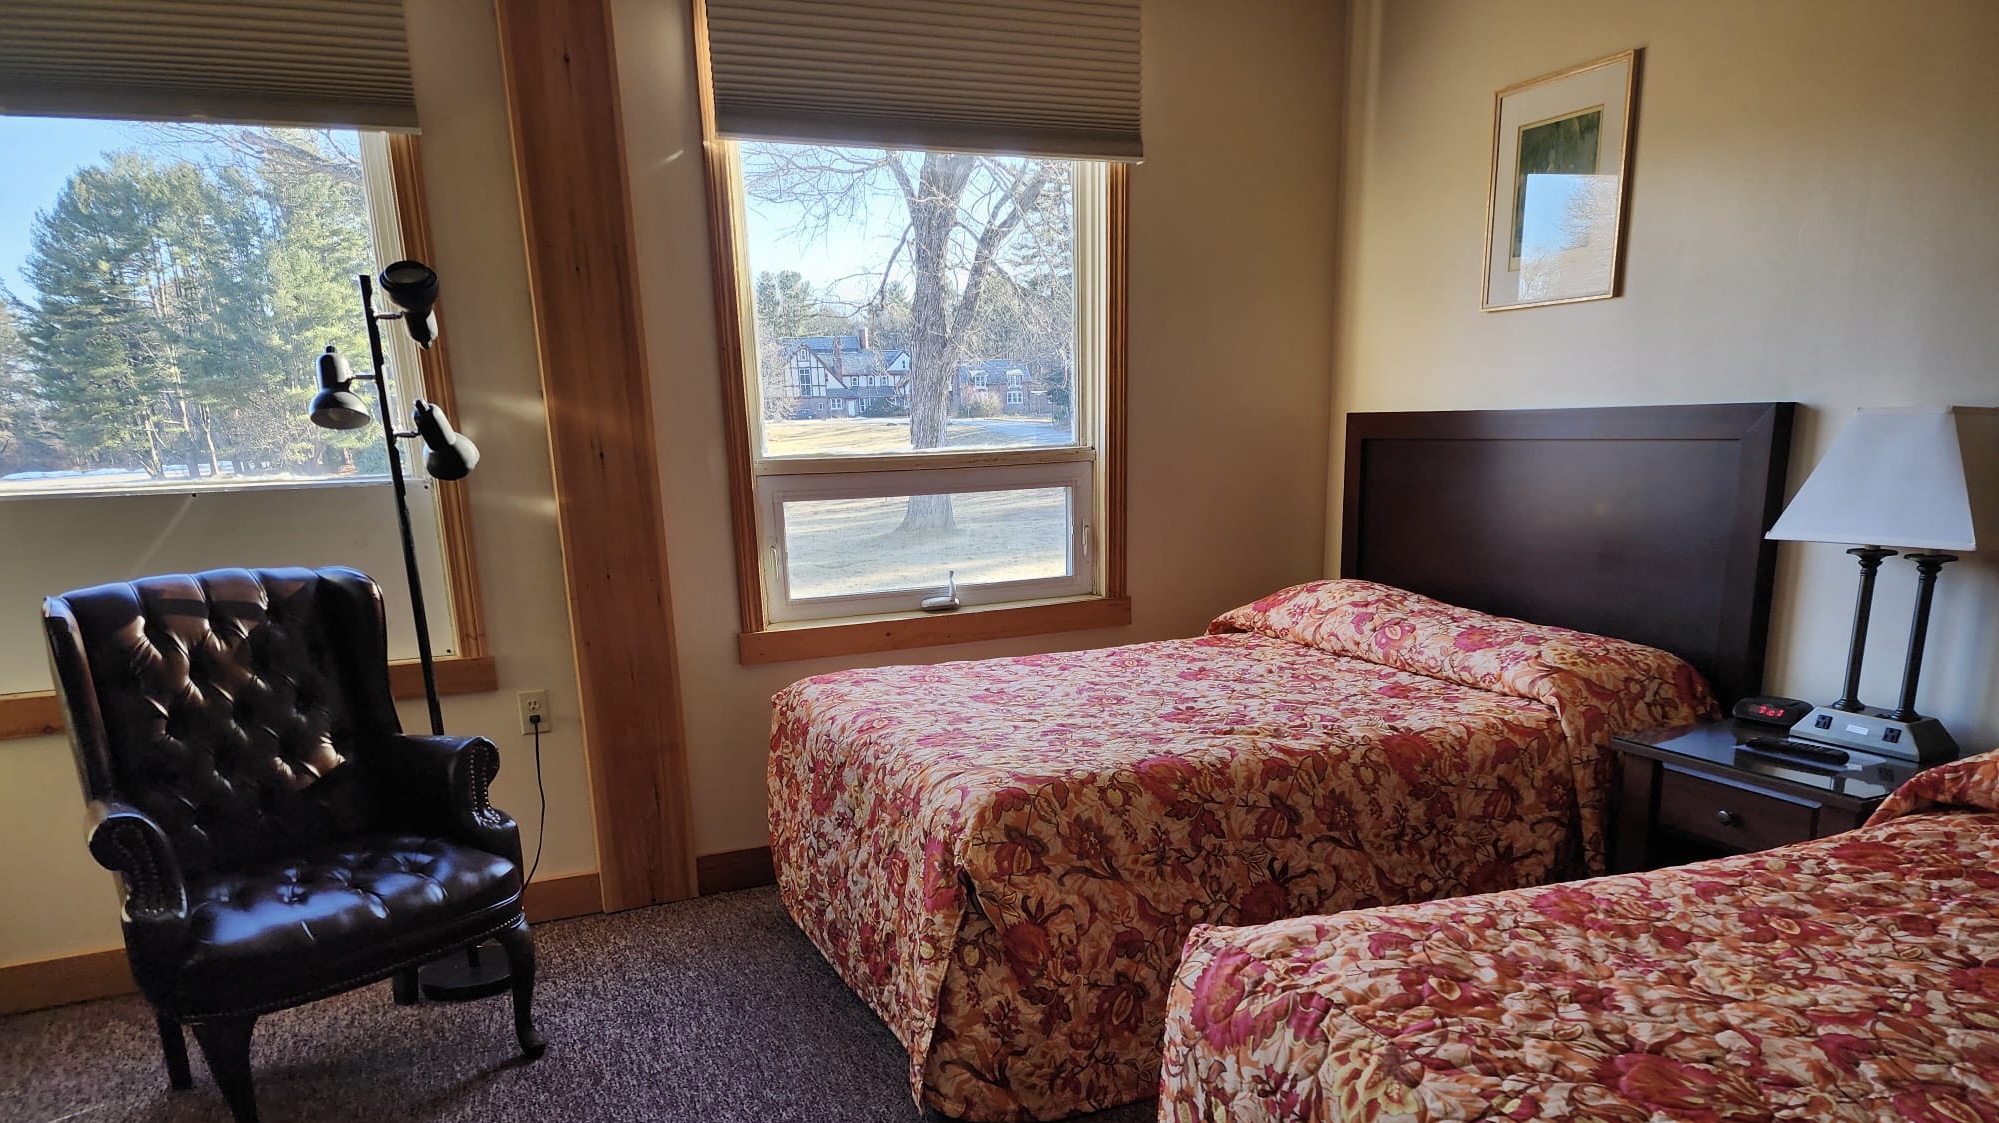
[1889,552,1959,722]
[1831,546,1895,713]
[327,265,510,1001]
[313,264,507,1001]
[356,272,445,736]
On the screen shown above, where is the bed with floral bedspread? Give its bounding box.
[767,580,1712,1121]
[1159,750,1999,1123]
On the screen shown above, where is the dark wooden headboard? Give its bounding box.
[1340,403,1795,706]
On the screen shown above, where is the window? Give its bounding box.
[0,121,497,742]
[698,0,1136,660]
[0,119,423,497]
[717,141,1122,636]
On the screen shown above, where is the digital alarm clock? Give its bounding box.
[1731,695,1814,728]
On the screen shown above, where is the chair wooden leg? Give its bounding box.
[157,1014,193,1090]
[191,1016,260,1123]
[494,916,546,1060]
[392,966,420,1006]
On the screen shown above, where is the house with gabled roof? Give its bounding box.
[774,333,911,419]
[767,335,1065,421]
[951,358,1058,417]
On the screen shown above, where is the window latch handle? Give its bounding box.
[921,570,961,613]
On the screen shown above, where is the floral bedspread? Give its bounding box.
[1159,751,1999,1123]
[768,581,1712,1121]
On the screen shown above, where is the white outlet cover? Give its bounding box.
[518,690,550,735]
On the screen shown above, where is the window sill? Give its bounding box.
[739,595,1132,666]
[0,475,399,503]
[0,654,499,743]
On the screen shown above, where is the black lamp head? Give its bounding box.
[378,259,440,349]
[413,399,480,481]
[308,346,373,430]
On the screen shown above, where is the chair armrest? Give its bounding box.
[372,734,523,867]
[85,800,188,924]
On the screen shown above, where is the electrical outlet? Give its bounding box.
[518,689,550,735]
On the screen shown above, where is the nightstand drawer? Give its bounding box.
[1657,766,1818,853]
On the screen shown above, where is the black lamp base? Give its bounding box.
[418,941,512,1001]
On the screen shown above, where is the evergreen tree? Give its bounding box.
[754,270,852,340]
[0,292,67,475]
[9,128,376,484]
[18,156,184,476]
[252,130,372,473]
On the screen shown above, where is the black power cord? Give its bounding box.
[526,712,547,885]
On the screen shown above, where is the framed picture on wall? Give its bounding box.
[1482,49,1638,311]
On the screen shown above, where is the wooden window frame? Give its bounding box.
[0,133,494,743]
[694,25,1130,665]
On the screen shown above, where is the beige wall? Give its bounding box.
[0,0,600,967]
[1332,0,1999,748]
[615,0,1346,856]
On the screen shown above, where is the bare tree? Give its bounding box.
[742,144,1067,533]
[139,124,364,189]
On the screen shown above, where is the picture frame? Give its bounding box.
[1482,49,1638,311]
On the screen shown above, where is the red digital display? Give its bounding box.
[1735,697,1809,726]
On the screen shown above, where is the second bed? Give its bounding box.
[1158,750,1999,1122]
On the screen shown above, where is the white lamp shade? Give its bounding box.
[1766,407,1977,551]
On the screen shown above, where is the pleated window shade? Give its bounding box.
[703,0,1141,161]
[0,0,418,131]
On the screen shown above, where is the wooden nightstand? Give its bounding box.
[1609,719,1924,873]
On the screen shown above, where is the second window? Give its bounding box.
[728,141,1111,625]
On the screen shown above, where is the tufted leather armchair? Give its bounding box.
[43,567,543,1122]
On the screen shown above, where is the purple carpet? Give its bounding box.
[1,887,1155,1123]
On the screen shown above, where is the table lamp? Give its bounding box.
[1765,406,1977,763]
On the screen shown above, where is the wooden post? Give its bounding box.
[491,0,696,907]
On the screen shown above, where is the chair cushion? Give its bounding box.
[177,834,520,1002]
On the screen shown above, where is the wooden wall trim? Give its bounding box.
[386,134,489,661]
[696,846,775,895]
[1105,163,1130,599]
[0,691,63,741]
[0,947,131,1016]
[491,0,697,909]
[692,1,769,637]
[2,655,498,744]
[387,654,497,699]
[0,872,603,1015]
[524,871,604,923]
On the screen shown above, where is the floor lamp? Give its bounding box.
[309,261,503,1000]
[1764,407,1976,764]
